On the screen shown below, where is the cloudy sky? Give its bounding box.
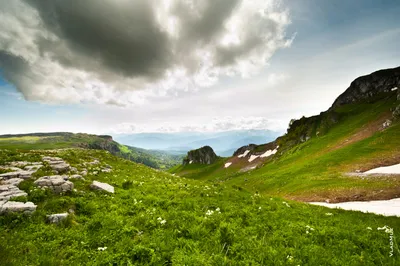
[1,0,399,135]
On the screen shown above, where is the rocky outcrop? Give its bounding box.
[0,201,37,214]
[233,144,258,157]
[90,181,114,193]
[0,170,33,180]
[34,175,74,193]
[183,146,218,165]
[0,184,27,201]
[331,67,400,108]
[42,156,70,173]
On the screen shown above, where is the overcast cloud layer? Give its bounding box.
[0,0,291,105]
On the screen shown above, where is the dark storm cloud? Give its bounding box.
[26,0,172,79]
[0,0,291,105]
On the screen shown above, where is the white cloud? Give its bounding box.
[0,0,291,106]
[109,116,286,134]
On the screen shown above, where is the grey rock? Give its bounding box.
[331,67,400,108]
[0,171,33,180]
[183,146,218,165]
[69,174,83,179]
[51,163,70,173]
[90,181,114,193]
[34,175,74,193]
[1,178,24,186]
[0,184,28,201]
[47,213,69,224]
[0,201,36,214]
[24,165,42,171]
[9,161,30,167]
[89,160,100,165]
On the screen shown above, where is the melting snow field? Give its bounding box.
[310,198,400,217]
[260,147,278,158]
[248,155,259,162]
[224,162,232,168]
[237,150,250,158]
[364,163,400,175]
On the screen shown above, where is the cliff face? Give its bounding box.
[276,66,400,151]
[183,146,218,165]
[331,67,400,109]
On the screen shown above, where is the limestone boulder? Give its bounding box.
[90,181,114,193]
[0,201,37,214]
[34,175,74,193]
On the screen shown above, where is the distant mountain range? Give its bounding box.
[113,130,282,157]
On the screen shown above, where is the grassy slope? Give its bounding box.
[171,95,400,200]
[0,133,182,170]
[1,148,400,265]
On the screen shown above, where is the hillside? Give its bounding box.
[1,148,399,265]
[0,133,182,170]
[171,67,400,202]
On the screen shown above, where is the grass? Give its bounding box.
[1,148,400,265]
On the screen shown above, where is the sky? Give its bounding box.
[0,0,399,135]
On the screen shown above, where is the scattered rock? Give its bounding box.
[1,178,24,186]
[47,213,69,224]
[9,161,30,168]
[0,170,33,180]
[42,156,70,173]
[69,174,83,179]
[34,176,74,193]
[81,170,88,176]
[90,181,114,193]
[0,201,37,214]
[0,184,28,201]
[24,165,43,171]
[101,168,112,173]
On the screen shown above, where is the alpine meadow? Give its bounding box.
[1,0,400,265]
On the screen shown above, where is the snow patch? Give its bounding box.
[364,163,400,175]
[237,150,250,158]
[224,162,232,168]
[260,146,279,158]
[310,198,400,217]
[189,160,193,164]
[248,155,259,162]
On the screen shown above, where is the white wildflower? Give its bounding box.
[282,201,291,208]
[97,247,107,251]
[160,219,166,225]
[367,227,372,230]
[206,210,214,216]
[216,208,220,212]
[325,213,333,216]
